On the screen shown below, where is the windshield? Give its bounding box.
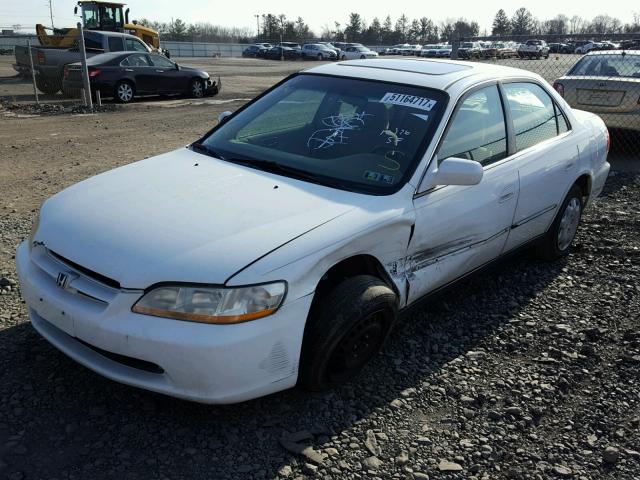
[461,43,473,48]
[355,46,369,52]
[569,54,640,78]
[197,74,447,194]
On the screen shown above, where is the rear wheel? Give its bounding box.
[35,75,61,95]
[114,81,134,103]
[190,78,204,98]
[536,185,583,260]
[299,275,398,391]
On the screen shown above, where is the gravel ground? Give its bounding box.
[0,166,639,478]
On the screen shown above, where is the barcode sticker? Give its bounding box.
[380,92,437,111]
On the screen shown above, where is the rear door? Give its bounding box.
[501,81,578,252]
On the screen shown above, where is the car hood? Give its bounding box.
[36,148,360,289]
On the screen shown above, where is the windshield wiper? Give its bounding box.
[227,157,343,186]
[190,142,226,160]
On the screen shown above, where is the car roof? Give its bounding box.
[586,49,640,55]
[304,58,543,94]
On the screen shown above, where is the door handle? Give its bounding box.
[155,69,165,73]
[124,68,134,72]
[499,191,515,203]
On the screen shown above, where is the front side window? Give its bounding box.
[125,38,149,52]
[503,82,561,151]
[438,85,507,166]
[121,53,151,67]
[198,74,448,194]
[151,54,174,68]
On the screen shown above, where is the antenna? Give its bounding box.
[46,0,54,29]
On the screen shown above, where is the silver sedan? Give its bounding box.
[553,50,640,132]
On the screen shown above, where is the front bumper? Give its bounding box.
[16,242,311,404]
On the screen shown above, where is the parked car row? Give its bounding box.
[242,41,379,61]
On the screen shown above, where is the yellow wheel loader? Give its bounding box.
[36,1,169,56]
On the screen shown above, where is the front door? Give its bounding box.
[407,84,519,303]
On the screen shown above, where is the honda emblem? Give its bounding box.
[56,272,71,289]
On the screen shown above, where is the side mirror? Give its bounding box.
[218,111,232,123]
[420,156,483,191]
[175,62,180,70]
[74,6,78,15]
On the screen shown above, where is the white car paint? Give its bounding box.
[340,46,379,60]
[17,58,610,403]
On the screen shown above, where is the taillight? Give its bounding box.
[88,68,101,77]
[36,51,45,64]
[63,66,69,78]
[553,81,564,97]
[605,128,611,154]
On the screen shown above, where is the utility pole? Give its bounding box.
[255,14,259,38]
[48,0,54,29]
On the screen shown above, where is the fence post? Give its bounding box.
[451,34,460,60]
[27,40,39,105]
[77,22,93,109]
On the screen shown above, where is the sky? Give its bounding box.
[1,0,637,35]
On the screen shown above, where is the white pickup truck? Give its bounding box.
[518,40,550,60]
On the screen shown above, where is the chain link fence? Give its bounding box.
[449,34,640,154]
[2,31,639,157]
[1,30,108,111]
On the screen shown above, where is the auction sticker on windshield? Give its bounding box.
[380,92,437,111]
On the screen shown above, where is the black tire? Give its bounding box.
[536,184,583,261]
[35,75,61,95]
[299,275,398,391]
[317,53,323,61]
[114,80,135,103]
[190,78,204,98]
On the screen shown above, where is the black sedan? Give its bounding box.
[263,46,300,60]
[62,52,219,103]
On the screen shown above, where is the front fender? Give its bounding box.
[226,185,417,307]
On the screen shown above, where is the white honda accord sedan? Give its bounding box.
[17,59,610,404]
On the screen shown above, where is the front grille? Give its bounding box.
[48,250,121,290]
[76,338,165,374]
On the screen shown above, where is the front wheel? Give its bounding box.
[190,78,204,98]
[299,275,398,391]
[317,53,323,61]
[114,81,135,103]
[536,184,583,260]
[341,55,346,60]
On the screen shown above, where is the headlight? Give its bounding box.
[132,282,286,324]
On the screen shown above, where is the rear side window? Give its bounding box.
[108,37,124,51]
[503,82,560,151]
[438,85,507,166]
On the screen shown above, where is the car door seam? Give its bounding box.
[511,204,558,229]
